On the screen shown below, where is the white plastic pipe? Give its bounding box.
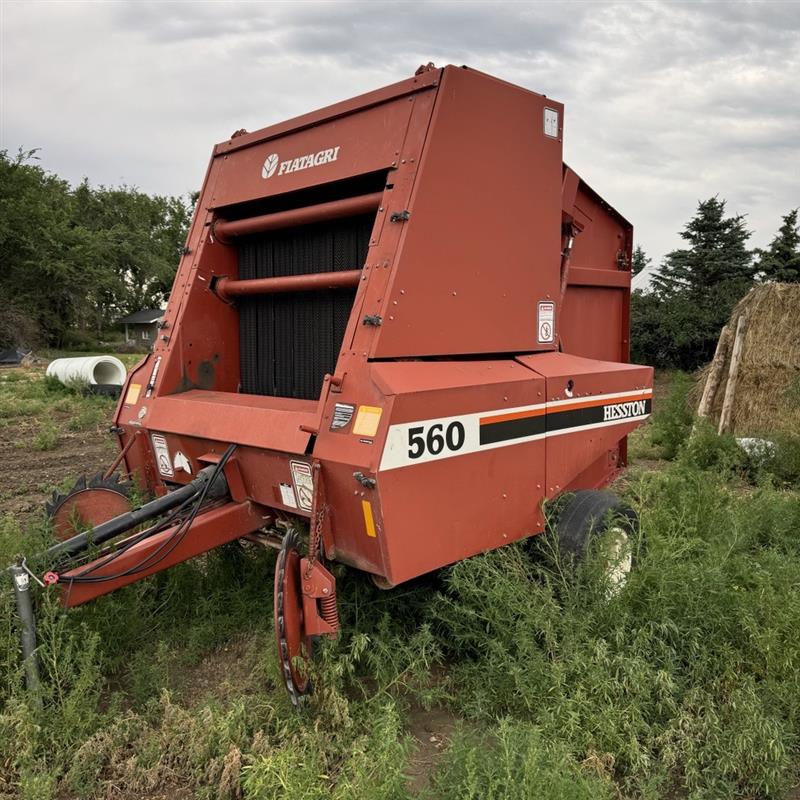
[46,356,127,386]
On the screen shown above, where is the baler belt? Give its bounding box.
[237,213,373,400]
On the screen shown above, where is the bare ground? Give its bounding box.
[0,403,116,526]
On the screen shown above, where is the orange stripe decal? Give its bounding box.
[480,407,545,426]
[548,390,652,414]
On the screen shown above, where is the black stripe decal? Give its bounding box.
[479,414,546,445]
[548,398,652,433]
[479,398,651,445]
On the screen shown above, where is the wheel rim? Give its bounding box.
[599,526,632,595]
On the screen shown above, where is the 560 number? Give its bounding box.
[408,421,466,459]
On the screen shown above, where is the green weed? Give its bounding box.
[427,719,615,800]
[66,403,106,432]
[33,420,58,450]
[648,372,694,459]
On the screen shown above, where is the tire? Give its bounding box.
[550,489,640,594]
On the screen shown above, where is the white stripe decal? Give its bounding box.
[545,388,652,409]
[545,414,650,437]
[378,389,651,472]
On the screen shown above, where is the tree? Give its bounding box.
[631,244,651,277]
[0,149,193,348]
[651,197,754,297]
[756,209,800,283]
[631,197,754,370]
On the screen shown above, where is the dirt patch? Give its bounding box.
[405,705,459,795]
[0,413,116,526]
[173,635,262,708]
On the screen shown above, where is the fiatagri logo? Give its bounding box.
[261,147,340,179]
[603,399,648,422]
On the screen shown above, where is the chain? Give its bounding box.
[305,504,326,577]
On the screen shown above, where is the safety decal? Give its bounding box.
[379,389,652,471]
[353,405,383,437]
[289,461,314,512]
[330,403,355,430]
[124,383,141,405]
[544,107,559,138]
[537,301,555,344]
[279,483,298,509]
[151,434,174,478]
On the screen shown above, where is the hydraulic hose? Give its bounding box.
[45,465,229,561]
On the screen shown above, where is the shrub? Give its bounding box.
[758,433,800,487]
[680,417,746,474]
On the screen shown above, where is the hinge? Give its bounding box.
[390,210,411,223]
[362,314,383,326]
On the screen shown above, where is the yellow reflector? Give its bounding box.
[362,500,377,538]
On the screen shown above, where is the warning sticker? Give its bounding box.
[151,434,174,478]
[124,383,141,405]
[279,483,298,509]
[353,405,383,437]
[537,301,555,344]
[543,107,559,138]
[289,460,314,512]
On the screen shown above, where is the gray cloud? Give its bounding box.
[2,0,798,269]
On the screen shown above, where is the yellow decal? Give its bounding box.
[124,383,142,405]
[353,405,382,437]
[362,500,377,538]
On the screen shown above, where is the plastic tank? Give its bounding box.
[46,356,127,386]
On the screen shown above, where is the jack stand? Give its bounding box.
[8,559,42,709]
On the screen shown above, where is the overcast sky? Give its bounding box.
[2,0,798,275]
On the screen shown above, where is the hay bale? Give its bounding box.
[696,283,800,435]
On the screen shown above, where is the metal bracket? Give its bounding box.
[353,472,376,489]
[300,558,339,637]
[362,314,383,327]
[390,210,411,223]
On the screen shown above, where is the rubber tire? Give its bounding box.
[551,489,639,567]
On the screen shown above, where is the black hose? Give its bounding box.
[63,445,237,584]
[46,462,230,561]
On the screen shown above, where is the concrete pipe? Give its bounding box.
[46,356,127,386]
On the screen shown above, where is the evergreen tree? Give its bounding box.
[651,197,753,297]
[632,197,754,370]
[756,209,800,283]
[631,244,651,276]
